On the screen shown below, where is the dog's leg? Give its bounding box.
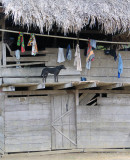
[45,73,48,83]
[54,74,56,82]
[42,77,45,83]
[57,75,58,82]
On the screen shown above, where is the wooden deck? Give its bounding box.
[1,81,130,92]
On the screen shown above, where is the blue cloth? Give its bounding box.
[90,39,96,49]
[66,44,72,60]
[118,53,123,78]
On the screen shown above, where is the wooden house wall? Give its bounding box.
[1,49,130,84]
[5,96,52,153]
[0,95,4,155]
[4,94,76,153]
[2,93,130,153]
[77,95,130,149]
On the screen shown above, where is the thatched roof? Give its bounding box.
[2,0,130,34]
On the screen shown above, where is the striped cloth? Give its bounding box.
[86,40,95,69]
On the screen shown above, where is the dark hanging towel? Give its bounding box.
[104,49,117,61]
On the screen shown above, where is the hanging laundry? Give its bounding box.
[118,53,123,78]
[57,48,65,63]
[15,49,21,68]
[17,32,25,52]
[86,50,95,69]
[74,44,82,71]
[90,39,96,49]
[15,49,20,60]
[66,44,72,60]
[86,40,95,70]
[27,34,38,56]
[104,49,117,61]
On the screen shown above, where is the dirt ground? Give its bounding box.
[1,151,130,160]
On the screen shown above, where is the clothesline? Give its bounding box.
[0,29,130,45]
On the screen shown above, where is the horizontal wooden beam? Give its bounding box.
[0,62,45,68]
[79,90,130,94]
[11,50,49,56]
[1,69,80,77]
[99,83,123,90]
[53,82,73,90]
[2,86,15,92]
[4,90,75,95]
[75,82,97,90]
[6,56,49,62]
[123,86,130,90]
[28,83,45,90]
[3,88,130,95]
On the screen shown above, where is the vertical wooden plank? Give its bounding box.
[0,94,5,155]
[62,95,71,148]
[2,43,6,66]
[69,94,76,148]
[56,95,62,149]
[2,19,6,66]
[51,96,56,150]
[75,90,79,106]
[0,42,2,66]
[53,95,63,149]
[0,18,2,66]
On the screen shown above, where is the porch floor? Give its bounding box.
[1,80,130,92]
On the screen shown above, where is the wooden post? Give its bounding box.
[75,89,79,147]
[75,89,79,106]
[0,19,3,66]
[2,19,6,66]
[2,43,6,66]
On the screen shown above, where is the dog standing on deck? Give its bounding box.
[41,65,66,83]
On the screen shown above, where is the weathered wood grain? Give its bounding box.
[51,94,76,150]
[81,67,130,77]
[1,67,80,77]
[5,96,50,105]
[5,143,51,153]
[107,94,130,98]
[5,110,50,121]
[97,97,130,106]
[1,48,130,84]
[77,103,130,149]
[2,43,6,66]
[3,77,80,84]
[5,96,51,153]
[0,42,2,66]
[6,56,49,62]
[44,50,130,83]
[5,103,50,112]
[79,94,96,105]
[0,96,4,155]
[11,50,48,56]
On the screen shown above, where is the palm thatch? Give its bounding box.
[2,0,130,34]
